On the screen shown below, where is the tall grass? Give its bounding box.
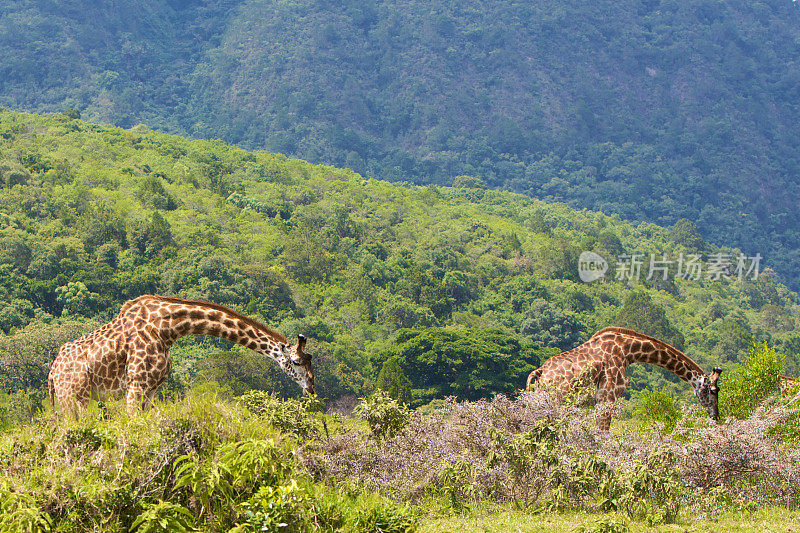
[0,389,415,532]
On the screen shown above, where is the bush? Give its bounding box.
[354,390,410,440]
[633,389,681,433]
[426,459,476,514]
[719,342,782,420]
[0,486,52,533]
[238,391,321,439]
[130,501,194,533]
[486,418,564,509]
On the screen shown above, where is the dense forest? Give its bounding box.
[2,0,800,291]
[0,109,798,414]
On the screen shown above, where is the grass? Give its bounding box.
[419,506,800,532]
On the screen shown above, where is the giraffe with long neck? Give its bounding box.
[48,295,315,415]
[526,327,721,430]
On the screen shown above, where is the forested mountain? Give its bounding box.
[2,0,800,289]
[1,110,798,407]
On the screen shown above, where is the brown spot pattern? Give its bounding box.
[526,327,714,431]
[48,294,314,417]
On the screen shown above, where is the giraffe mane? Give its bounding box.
[119,294,289,344]
[590,326,706,374]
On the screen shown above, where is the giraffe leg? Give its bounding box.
[55,375,91,420]
[126,379,152,414]
[594,366,627,431]
[595,388,619,430]
[595,401,614,431]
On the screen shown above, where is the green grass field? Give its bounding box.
[420,507,800,532]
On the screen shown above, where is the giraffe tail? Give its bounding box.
[526,367,544,391]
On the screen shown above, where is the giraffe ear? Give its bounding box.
[297,334,307,353]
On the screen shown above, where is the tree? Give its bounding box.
[452,175,486,189]
[616,291,684,350]
[382,327,542,407]
[129,212,175,258]
[668,219,704,251]
[375,357,412,405]
[137,175,178,210]
[520,299,584,351]
[55,281,97,317]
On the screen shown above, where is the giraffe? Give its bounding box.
[48,294,315,416]
[526,327,721,431]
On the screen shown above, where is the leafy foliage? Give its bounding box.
[130,501,194,533]
[0,485,52,533]
[4,0,800,291]
[354,390,410,441]
[0,109,798,410]
[486,419,564,508]
[238,391,322,440]
[720,342,783,420]
[632,389,681,434]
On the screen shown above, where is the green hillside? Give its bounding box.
[0,109,798,409]
[2,0,800,290]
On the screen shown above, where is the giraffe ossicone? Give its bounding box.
[526,327,722,431]
[48,295,316,416]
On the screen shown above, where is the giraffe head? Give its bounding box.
[282,334,316,395]
[693,367,722,421]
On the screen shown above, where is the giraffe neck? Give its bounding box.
[125,295,288,360]
[595,327,705,384]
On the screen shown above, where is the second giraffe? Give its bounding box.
[526,327,721,430]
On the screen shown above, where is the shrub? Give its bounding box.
[174,438,296,526]
[426,458,476,514]
[130,501,194,533]
[232,480,310,532]
[633,389,681,433]
[238,391,321,439]
[719,342,782,419]
[486,418,564,509]
[0,486,52,532]
[353,390,410,440]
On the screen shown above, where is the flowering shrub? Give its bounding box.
[305,391,800,519]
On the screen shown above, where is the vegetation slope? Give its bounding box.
[2,0,800,290]
[0,109,799,413]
